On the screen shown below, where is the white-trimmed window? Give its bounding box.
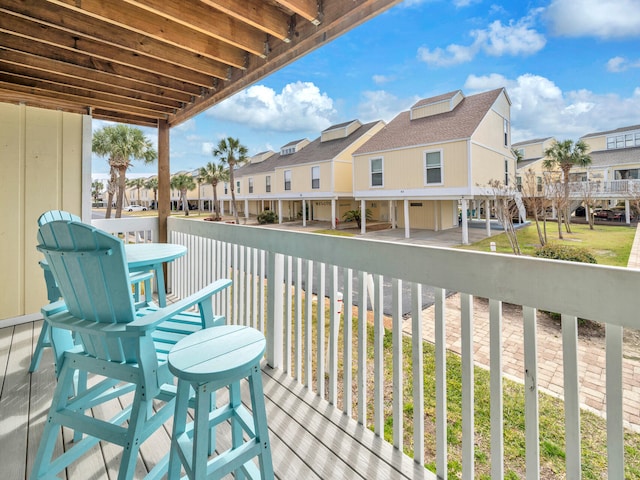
[248,178,254,194]
[504,159,509,185]
[424,150,442,185]
[284,170,291,191]
[370,157,383,187]
[236,180,241,194]
[503,118,509,146]
[607,130,640,150]
[266,175,271,193]
[224,182,228,194]
[311,166,320,189]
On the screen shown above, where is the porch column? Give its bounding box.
[404,199,410,239]
[486,199,491,237]
[158,119,170,244]
[244,199,249,220]
[331,199,336,229]
[625,199,631,224]
[360,199,366,234]
[278,199,283,224]
[220,200,224,216]
[261,199,264,212]
[433,201,439,232]
[302,199,307,227]
[461,199,469,245]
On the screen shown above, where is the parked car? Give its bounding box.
[126,204,147,212]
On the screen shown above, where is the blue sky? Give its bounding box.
[92,0,640,176]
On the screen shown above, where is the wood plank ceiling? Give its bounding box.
[0,0,401,127]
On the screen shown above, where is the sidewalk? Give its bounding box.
[402,223,640,432]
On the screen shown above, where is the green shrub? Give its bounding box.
[534,244,597,264]
[257,210,277,224]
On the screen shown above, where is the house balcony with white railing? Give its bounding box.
[553,179,640,199]
[4,215,640,478]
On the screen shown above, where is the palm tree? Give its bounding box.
[212,137,248,224]
[144,177,158,209]
[126,177,145,206]
[171,173,196,216]
[543,139,591,235]
[91,180,104,207]
[342,208,372,229]
[197,162,228,220]
[92,125,157,218]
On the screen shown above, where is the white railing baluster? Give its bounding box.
[606,323,624,479]
[561,314,581,477]
[259,250,266,333]
[238,245,246,326]
[343,268,353,417]
[357,270,368,426]
[252,248,258,330]
[266,251,284,368]
[305,260,314,390]
[435,287,446,478]
[490,299,504,479]
[392,278,403,450]
[244,246,252,327]
[523,306,540,480]
[373,274,384,436]
[329,265,339,405]
[318,263,326,399]
[412,283,425,466]
[232,244,238,324]
[285,256,293,374]
[295,257,303,382]
[461,293,474,480]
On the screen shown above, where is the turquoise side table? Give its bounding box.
[167,325,274,480]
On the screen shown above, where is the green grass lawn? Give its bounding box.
[459,221,636,266]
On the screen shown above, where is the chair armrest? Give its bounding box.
[126,278,232,332]
[42,300,68,316]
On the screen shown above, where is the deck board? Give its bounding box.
[0,322,434,479]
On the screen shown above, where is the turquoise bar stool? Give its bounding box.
[168,325,274,480]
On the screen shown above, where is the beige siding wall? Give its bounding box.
[0,104,85,321]
[395,200,457,230]
[334,161,352,192]
[583,135,607,152]
[470,143,514,186]
[412,101,450,120]
[354,141,469,191]
[473,108,510,153]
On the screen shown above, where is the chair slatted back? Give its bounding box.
[38,210,81,226]
[37,220,138,362]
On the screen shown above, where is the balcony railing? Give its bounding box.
[154,216,639,478]
[548,179,640,198]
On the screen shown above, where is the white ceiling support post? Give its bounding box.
[404,199,410,239]
[244,199,249,220]
[302,199,307,227]
[331,199,336,229]
[486,199,492,237]
[625,199,631,224]
[278,199,283,224]
[461,198,469,245]
[360,199,367,234]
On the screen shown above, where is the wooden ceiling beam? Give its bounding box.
[0,88,91,116]
[0,76,173,119]
[276,0,322,25]
[200,0,292,42]
[123,0,268,57]
[0,34,202,97]
[0,14,219,87]
[92,109,159,128]
[48,0,248,69]
[0,59,185,110]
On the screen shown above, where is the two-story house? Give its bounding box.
[352,88,514,243]
[232,120,385,227]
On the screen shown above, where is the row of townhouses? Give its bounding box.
[123,86,640,243]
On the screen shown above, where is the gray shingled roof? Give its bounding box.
[235,120,382,175]
[582,124,640,138]
[589,146,640,167]
[353,88,504,155]
[516,158,543,170]
[411,90,461,109]
[512,137,553,147]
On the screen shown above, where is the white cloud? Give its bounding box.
[465,73,640,141]
[372,74,394,85]
[606,56,640,72]
[418,11,545,67]
[357,90,418,123]
[201,142,214,155]
[546,0,640,39]
[206,82,336,132]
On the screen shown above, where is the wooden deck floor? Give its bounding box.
[0,320,434,479]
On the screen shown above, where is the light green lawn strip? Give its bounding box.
[459,222,635,266]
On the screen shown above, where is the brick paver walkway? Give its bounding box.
[402,223,640,432]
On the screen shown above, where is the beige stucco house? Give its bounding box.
[352,88,514,241]
[229,120,385,227]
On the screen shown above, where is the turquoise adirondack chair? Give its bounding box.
[30,220,231,480]
[29,210,153,373]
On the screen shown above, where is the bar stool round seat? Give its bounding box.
[167,325,274,480]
